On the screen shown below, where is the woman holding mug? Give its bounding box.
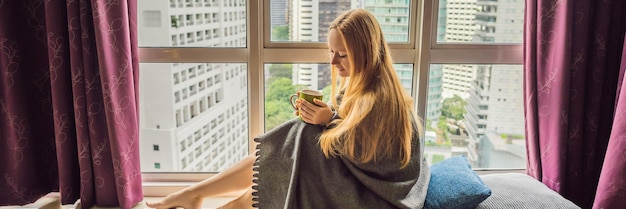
[147,8,429,209]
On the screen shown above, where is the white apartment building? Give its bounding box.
[290,0,321,90]
[485,65,524,136]
[464,66,490,163]
[270,0,289,28]
[441,0,479,99]
[473,0,524,43]
[442,64,478,99]
[462,0,525,167]
[289,0,416,93]
[137,0,249,172]
[441,0,523,99]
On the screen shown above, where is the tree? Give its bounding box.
[265,100,294,131]
[264,77,298,130]
[265,77,295,102]
[437,116,447,133]
[321,85,332,100]
[269,64,292,78]
[272,25,289,41]
[267,64,292,84]
[441,95,467,120]
[425,118,434,131]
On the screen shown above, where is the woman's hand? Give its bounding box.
[298,98,333,126]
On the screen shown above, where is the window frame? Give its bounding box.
[139,0,524,197]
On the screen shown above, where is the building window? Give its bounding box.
[137,0,524,187]
[154,162,161,169]
[153,144,160,151]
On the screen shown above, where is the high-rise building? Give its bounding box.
[315,0,353,90]
[290,0,321,90]
[485,66,524,135]
[464,64,525,168]
[433,0,524,167]
[463,65,490,163]
[319,0,353,43]
[137,0,249,172]
[427,65,443,121]
[473,0,524,43]
[364,0,413,94]
[289,0,353,91]
[441,0,479,99]
[287,0,416,93]
[437,0,448,42]
[270,0,289,28]
[462,0,525,167]
[428,0,448,124]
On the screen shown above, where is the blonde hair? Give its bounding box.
[321,9,422,168]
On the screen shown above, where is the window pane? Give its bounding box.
[139,63,249,172]
[270,0,411,43]
[137,0,247,47]
[425,64,525,169]
[264,63,413,131]
[436,0,524,44]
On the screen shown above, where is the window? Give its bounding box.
[138,0,524,195]
[154,162,161,169]
[426,64,524,168]
[153,144,160,151]
[138,62,248,173]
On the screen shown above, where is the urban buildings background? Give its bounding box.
[137,0,525,172]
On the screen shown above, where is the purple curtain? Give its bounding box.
[593,36,626,208]
[0,0,142,209]
[524,0,626,208]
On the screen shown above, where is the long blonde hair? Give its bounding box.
[320,9,422,168]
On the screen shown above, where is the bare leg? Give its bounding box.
[146,153,256,209]
[217,188,255,209]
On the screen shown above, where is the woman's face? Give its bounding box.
[328,29,351,77]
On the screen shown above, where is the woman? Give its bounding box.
[146,9,429,209]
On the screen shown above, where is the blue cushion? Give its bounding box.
[424,156,491,209]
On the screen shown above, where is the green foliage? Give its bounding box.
[425,119,434,131]
[435,116,450,144]
[500,133,525,139]
[265,100,294,130]
[264,77,297,131]
[437,116,447,131]
[265,77,295,102]
[267,64,293,85]
[441,95,467,120]
[321,85,332,100]
[272,25,289,41]
[431,154,446,164]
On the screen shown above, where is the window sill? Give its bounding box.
[4,192,237,209]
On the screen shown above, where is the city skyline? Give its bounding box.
[136,0,526,172]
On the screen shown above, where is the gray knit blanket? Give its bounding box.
[252,118,430,209]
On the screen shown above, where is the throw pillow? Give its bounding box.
[424,156,492,209]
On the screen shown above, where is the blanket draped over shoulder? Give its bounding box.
[252,118,430,209]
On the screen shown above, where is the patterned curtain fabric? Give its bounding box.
[524,0,626,208]
[0,0,142,209]
[593,36,626,208]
